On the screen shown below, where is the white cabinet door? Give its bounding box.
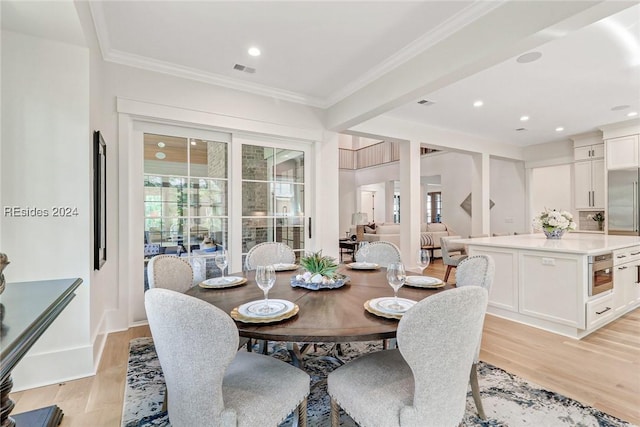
[574,161,592,209]
[469,247,518,312]
[519,252,583,328]
[613,263,634,313]
[575,159,604,209]
[592,144,605,159]
[592,159,605,209]
[575,144,604,161]
[574,146,592,161]
[606,135,639,170]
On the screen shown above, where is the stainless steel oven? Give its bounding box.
[588,253,613,296]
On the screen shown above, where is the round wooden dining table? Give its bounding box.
[185,265,453,344]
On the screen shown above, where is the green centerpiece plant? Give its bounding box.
[293,251,347,289]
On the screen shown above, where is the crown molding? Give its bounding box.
[104,49,326,107]
[89,0,504,110]
[88,1,324,108]
[323,0,507,107]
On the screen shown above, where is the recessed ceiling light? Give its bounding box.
[628,111,638,117]
[155,152,166,160]
[248,47,261,57]
[520,115,529,122]
[157,142,165,148]
[473,100,484,107]
[516,51,542,63]
[612,105,630,111]
[555,127,564,132]
[191,140,197,146]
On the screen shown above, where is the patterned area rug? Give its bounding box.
[122,337,635,427]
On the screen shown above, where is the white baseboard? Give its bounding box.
[11,344,95,391]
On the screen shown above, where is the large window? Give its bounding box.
[143,133,229,273]
[393,193,400,223]
[241,145,305,263]
[425,191,442,223]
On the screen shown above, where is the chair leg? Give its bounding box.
[297,396,308,427]
[469,362,486,420]
[162,387,168,412]
[330,397,340,427]
[444,265,453,282]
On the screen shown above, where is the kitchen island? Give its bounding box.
[455,233,640,338]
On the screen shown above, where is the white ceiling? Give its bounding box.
[2,1,639,148]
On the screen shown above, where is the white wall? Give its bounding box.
[338,151,527,242]
[1,30,94,389]
[490,158,526,234]
[530,164,573,219]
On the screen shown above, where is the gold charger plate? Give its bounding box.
[199,276,247,289]
[364,300,402,320]
[404,276,445,289]
[230,304,299,324]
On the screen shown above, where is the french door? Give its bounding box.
[240,142,308,265]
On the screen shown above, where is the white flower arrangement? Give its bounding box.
[532,208,577,232]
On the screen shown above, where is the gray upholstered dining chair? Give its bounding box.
[440,236,468,283]
[354,241,401,268]
[244,242,296,271]
[327,286,488,427]
[145,288,310,427]
[455,255,495,420]
[147,255,194,292]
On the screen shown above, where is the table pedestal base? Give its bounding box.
[12,406,63,427]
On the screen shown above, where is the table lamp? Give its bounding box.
[351,212,368,241]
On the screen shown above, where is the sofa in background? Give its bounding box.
[350,223,454,258]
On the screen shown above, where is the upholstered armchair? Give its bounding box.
[145,288,310,426]
[440,236,468,283]
[147,255,194,292]
[455,255,495,419]
[244,242,296,271]
[327,286,489,427]
[354,241,401,268]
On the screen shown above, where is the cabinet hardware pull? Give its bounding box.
[631,251,640,256]
[637,265,640,284]
[617,255,627,258]
[618,266,628,270]
[595,307,611,315]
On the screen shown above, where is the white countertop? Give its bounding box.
[455,233,640,255]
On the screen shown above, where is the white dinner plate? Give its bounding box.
[347,262,380,270]
[199,276,246,289]
[238,299,295,318]
[273,263,299,272]
[370,297,417,314]
[405,276,445,288]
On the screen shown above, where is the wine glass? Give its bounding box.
[386,262,407,310]
[255,265,276,313]
[215,250,228,278]
[417,249,430,275]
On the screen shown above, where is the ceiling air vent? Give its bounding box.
[233,64,256,74]
[515,128,527,131]
[417,99,435,106]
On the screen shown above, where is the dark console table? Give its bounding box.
[338,239,359,262]
[0,278,83,427]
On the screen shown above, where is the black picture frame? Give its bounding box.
[94,130,107,270]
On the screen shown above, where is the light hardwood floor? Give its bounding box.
[9,260,640,426]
